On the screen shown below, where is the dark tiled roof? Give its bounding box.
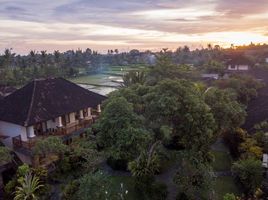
[0,85,17,99]
[0,78,106,126]
[226,55,252,66]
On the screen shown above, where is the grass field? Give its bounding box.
[212,151,233,171]
[214,176,241,200]
[210,140,241,200]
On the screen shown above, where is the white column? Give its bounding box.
[88,108,91,117]
[79,110,84,119]
[97,104,101,113]
[26,126,35,138]
[56,116,63,127]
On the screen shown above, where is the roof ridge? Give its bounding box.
[24,80,37,126]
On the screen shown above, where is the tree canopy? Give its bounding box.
[97,96,151,162]
[0,146,12,165]
[205,88,246,132]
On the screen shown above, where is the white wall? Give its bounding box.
[46,119,57,129]
[69,112,76,123]
[265,58,268,63]
[0,121,27,147]
[238,65,249,70]
[228,65,249,71]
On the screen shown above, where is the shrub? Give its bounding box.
[232,158,263,196]
[62,180,79,200]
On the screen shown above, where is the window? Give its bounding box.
[230,65,236,69]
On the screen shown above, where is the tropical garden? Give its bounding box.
[1,45,268,199]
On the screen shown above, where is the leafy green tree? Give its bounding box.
[76,171,110,200]
[215,75,264,105]
[97,96,151,164]
[14,173,43,200]
[0,146,12,165]
[145,79,216,158]
[33,136,67,157]
[174,152,215,200]
[69,137,105,173]
[205,88,246,133]
[123,70,146,87]
[223,193,236,200]
[223,128,247,158]
[147,53,198,84]
[203,60,225,76]
[239,138,263,159]
[109,84,151,115]
[232,158,263,196]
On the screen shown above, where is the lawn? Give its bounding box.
[214,176,241,200]
[212,151,233,171]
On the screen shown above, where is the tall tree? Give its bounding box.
[145,79,216,158]
[97,96,151,165]
[205,88,246,133]
[232,158,263,196]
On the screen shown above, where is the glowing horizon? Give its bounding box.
[0,0,268,54]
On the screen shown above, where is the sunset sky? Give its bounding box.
[1,0,268,54]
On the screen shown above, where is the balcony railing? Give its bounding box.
[12,117,95,150]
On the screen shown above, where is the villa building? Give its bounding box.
[0,77,106,165]
[227,55,252,71]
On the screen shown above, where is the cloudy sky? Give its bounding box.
[1,0,268,54]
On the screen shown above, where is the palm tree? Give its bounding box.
[3,48,15,68]
[128,141,161,177]
[53,50,61,66]
[40,50,47,68]
[14,173,43,200]
[29,50,37,67]
[122,70,146,87]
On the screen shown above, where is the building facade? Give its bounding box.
[0,78,106,165]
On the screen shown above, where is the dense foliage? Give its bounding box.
[232,158,263,196]
[96,96,151,168]
[0,146,12,165]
